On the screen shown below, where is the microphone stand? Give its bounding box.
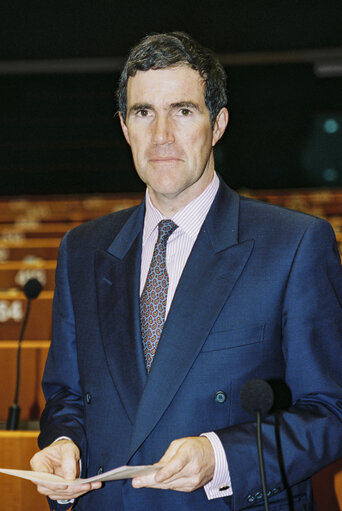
[240,379,274,511]
[6,299,32,430]
[256,409,270,511]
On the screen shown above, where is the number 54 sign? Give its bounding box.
[0,301,24,322]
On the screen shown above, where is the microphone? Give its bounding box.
[240,378,274,418]
[240,379,274,511]
[6,278,43,430]
[23,278,43,300]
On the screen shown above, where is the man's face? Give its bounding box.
[120,66,228,214]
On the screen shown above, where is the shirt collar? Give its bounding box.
[143,172,219,245]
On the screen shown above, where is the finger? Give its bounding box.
[132,471,157,488]
[133,475,199,493]
[36,481,102,499]
[30,452,54,473]
[155,437,215,489]
[158,439,183,465]
[133,456,186,488]
[133,439,188,488]
[35,482,87,494]
[60,445,79,481]
[35,483,69,492]
[42,488,88,500]
[155,451,187,483]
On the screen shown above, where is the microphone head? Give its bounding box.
[23,278,43,300]
[240,379,274,418]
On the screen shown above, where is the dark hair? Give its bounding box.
[117,31,227,124]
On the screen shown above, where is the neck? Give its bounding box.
[148,170,215,218]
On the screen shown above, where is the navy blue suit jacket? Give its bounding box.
[39,179,342,510]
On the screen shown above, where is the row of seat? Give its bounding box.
[245,188,342,254]
[0,189,341,423]
[0,194,142,223]
[0,194,143,424]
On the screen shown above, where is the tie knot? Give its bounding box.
[157,219,178,243]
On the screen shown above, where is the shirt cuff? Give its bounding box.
[201,431,233,499]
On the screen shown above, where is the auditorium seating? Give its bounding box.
[0,194,142,223]
[0,261,56,291]
[0,341,49,422]
[0,222,80,240]
[245,188,342,259]
[0,290,53,340]
[0,194,142,428]
[0,189,341,510]
[0,239,61,262]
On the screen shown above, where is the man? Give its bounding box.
[30,32,342,510]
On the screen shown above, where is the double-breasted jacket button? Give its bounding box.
[215,390,227,404]
[247,494,255,503]
[97,466,103,475]
[85,392,92,404]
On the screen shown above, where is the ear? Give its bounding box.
[212,108,229,147]
[119,112,131,146]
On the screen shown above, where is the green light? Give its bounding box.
[323,119,339,134]
[322,168,338,182]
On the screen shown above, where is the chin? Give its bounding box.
[147,172,185,191]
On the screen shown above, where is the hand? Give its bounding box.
[132,436,215,492]
[30,439,102,501]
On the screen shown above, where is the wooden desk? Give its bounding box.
[0,341,49,421]
[0,194,142,223]
[313,458,342,511]
[0,239,60,262]
[335,232,342,256]
[0,222,79,241]
[335,469,342,511]
[0,431,49,511]
[0,291,53,340]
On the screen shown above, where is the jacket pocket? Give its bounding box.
[201,324,265,352]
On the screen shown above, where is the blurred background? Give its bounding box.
[0,0,341,195]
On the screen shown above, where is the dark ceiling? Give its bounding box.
[1,1,341,195]
[1,1,342,60]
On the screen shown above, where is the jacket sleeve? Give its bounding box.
[38,232,88,466]
[216,218,342,509]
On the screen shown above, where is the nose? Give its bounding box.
[152,115,174,145]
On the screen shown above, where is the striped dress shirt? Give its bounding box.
[140,172,232,499]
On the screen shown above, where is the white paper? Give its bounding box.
[0,464,159,486]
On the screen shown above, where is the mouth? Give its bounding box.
[149,157,182,163]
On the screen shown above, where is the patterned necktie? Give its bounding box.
[140,219,178,372]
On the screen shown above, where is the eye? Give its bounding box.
[180,108,191,116]
[137,109,150,117]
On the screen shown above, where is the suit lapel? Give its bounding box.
[95,203,147,425]
[127,182,254,461]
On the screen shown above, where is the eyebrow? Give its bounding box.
[128,101,201,116]
[128,103,153,116]
[169,101,201,111]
